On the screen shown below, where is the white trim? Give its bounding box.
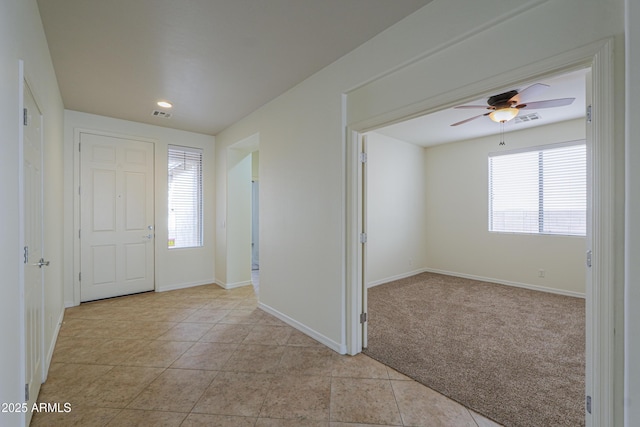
[586,38,616,427]
[420,268,585,299]
[345,130,360,355]
[625,1,640,424]
[156,279,220,293]
[44,309,64,380]
[258,302,347,354]
[212,278,255,291]
[367,268,429,288]
[368,267,585,298]
[220,280,252,290]
[17,59,27,427]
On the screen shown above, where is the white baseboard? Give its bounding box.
[258,302,347,354]
[221,280,252,290]
[156,279,219,293]
[422,268,586,298]
[44,308,65,379]
[368,268,429,288]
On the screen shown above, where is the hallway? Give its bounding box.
[32,283,499,426]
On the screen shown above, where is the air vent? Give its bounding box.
[514,113,541,124]
[152,110,172,119]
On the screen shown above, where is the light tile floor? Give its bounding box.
[32,281,502,427]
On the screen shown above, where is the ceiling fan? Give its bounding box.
[450,83,575,126]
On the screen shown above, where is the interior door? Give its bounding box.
[23,80,45,425]
[80,133,155,302]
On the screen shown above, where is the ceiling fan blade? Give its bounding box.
[517,98,575,109]
[450,113,488,126]
[510,83,550,105]
[453,105,491,109]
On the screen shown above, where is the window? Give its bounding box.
[168,146,203,248]
[488,141,586,236]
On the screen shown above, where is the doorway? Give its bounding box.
[357,68,588,426]
[346,41,615,426]
[226,134,259,290]
[79,132,155,302]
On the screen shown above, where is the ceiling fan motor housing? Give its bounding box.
[487,90,519,108]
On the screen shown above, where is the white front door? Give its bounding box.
[23,80,45,425]
[80,132,155,302]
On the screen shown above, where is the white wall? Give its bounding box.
[424,119,586,296]
[366,132,428,286]
[63,111,216,302]
[213,0,630,418]
[0,0,65,423]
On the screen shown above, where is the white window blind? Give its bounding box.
[488,141,586,236]
[168,146,203,248]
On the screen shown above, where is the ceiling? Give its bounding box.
[374,68,587,147]
[37,0,433,136]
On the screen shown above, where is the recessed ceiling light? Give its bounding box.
[157,101,172,108]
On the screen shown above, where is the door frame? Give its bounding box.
[18,61,46,427]
[72,128,157,305]
[251,179,260,271]
[345,39,615,426]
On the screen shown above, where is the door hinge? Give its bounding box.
[79,229,81,239]
[359,152,367,163]
[586,395,592,414]
[78,142,81,152]
[586,105,592,123]
[79,272,81,282]
[586,250,592,268]
[23,108,28,126]
[359,232,367,244]
[24,246,29,264]
[360,312,367,323]
[25,383,29,402]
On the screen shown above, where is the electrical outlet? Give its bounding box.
[538,269,545,278]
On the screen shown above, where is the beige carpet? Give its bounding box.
[363,272,585,427]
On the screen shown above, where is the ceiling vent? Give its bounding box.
[514,113,541,124]
[152,110,172,119]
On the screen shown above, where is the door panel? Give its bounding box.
[92,169,116,231]
[125,172,146,229]
[80,133,154,302]
[23,80,44,425]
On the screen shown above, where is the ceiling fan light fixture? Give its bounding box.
[489,107,519,123]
